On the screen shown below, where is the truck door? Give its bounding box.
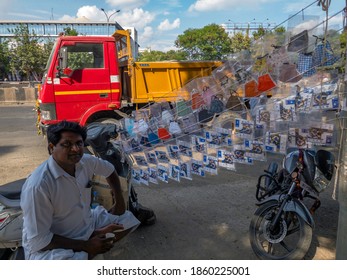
[52,41,111,122]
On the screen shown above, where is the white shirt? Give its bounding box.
[20,153,115,259]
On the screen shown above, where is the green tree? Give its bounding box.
[62,27,79,36]
[175,23,232,60]
[230,32,251,53]
[8,24,47,81]
[138,49,187,61]
[0,40,10,79]
[252,27,266,40]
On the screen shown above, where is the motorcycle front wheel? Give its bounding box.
[249,200,312,260]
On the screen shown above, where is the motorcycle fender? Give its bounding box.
[284,199,315,228]
[255,194,282,206]
[256,196,315,228]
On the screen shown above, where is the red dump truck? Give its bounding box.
[36,29,223,132]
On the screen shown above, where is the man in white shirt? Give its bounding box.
[20,121,140,260]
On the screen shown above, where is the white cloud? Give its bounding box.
[59,6,104,21]
[139,26,154,46]
[60,5,124,23]
[158,18,180,31]
[188,0,277,12]
[59,15,77,21]
[119,8,155,30]
[76,5,113,21]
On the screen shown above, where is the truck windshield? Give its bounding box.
[41,41,57,84]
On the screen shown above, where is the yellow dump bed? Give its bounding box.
[131,60,222,103]
[114,29,222,104]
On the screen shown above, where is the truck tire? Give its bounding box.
[86,110,123,127]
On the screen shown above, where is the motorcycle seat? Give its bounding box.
[0,183,22,202]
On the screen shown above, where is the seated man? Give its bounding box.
[20,121,140,260]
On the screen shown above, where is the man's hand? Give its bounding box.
[86,234,115,259]
[91,223,124,237]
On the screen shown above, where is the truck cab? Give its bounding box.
[38,36,122,131]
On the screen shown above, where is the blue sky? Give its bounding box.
[0,0,344,51]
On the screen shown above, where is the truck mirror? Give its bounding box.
[59,47,68,69]
[63,67,74,77]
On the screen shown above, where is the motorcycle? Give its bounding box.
[0,184,24,260]
[84,122,156,226]
[0,122,155,260]
[249,148,335,260]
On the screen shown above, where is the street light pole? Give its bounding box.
[100,8,120,35]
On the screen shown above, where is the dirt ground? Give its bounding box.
[0,104,340,260]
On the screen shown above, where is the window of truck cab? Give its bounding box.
[62,43,104,76]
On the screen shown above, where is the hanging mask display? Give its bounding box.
[287,30,309,53]
[232,144,253,165]
[203,155,218,175]
[169,164,181,182]
[313,39,340,67]
[148,167,158,184]
[140,168,149,186]
[179,161,192,180]
[167,145,180,160]
[297,52,316,77]
[115,17,341,189]
[155,149,171,163]
[176,99,193,117]
[279,63,302,83]
[131,168,142,185]
[191,159,205,177]
[264,132,288,154]
[244,139,266,161]
[157,165,169,183]
[177,140,193,157]
[205,130,223,148]
[145,151,158,165]
[168,120,182,136]
[191,135,207,153]
[234,118,254,139]
[217,149,236,171]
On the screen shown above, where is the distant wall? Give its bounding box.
[0,82,38,103]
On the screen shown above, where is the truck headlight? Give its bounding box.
[40,110,52,120]
[39,103,56,121]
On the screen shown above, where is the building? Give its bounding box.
[221,20,277,36]
[0,19,139,59]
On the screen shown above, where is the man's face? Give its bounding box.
[49,131,84,168]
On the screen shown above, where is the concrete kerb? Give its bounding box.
[0,83,38,103]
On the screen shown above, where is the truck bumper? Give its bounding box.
[39,122,50,136]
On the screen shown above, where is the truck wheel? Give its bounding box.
[98,118,122,126]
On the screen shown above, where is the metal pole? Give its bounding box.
[100,8,120,36]
[336,3,347,259]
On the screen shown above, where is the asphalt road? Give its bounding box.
[0,103,339,260]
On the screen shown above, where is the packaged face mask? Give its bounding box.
[287,30,308,53]
[169,121,182,135]
[176,99,192,117]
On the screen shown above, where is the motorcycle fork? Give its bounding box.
[309,199,321,214]
[269,181,297,231]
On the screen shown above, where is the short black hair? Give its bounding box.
[47,120,87,146]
